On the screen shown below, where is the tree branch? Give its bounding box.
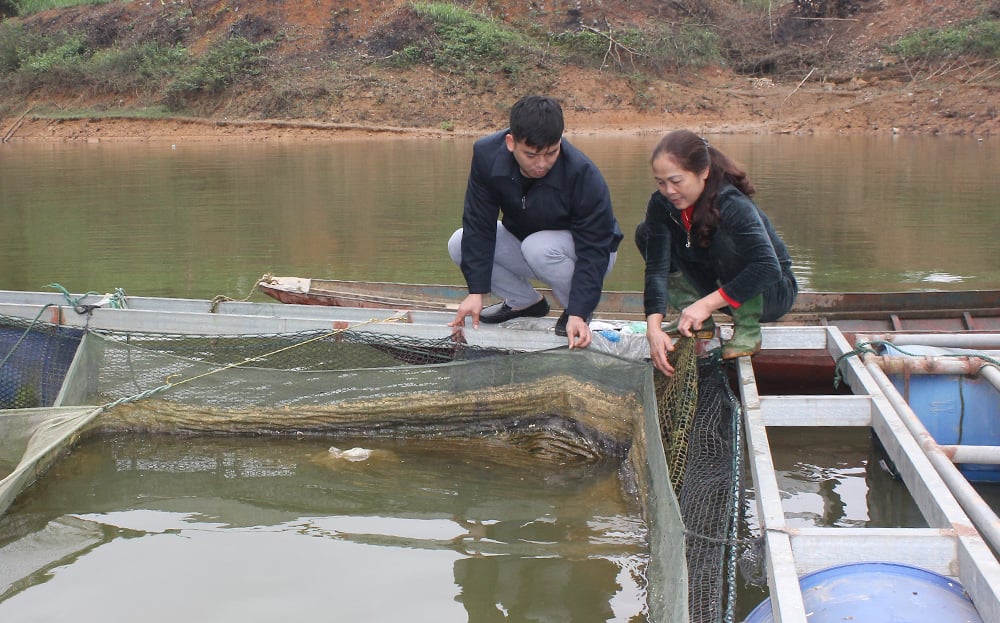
[581,25,645,71]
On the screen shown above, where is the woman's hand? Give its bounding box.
[677,291,726,336]
[646,318,676,376]
[675,301,712,337]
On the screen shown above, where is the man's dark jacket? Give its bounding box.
[460,130,623,319]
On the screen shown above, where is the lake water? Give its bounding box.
[1,134,998,620]
[0,435,649,623]
[1,134,998,300]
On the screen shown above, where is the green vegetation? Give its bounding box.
[2,0,110,18]
[889,16,1000,60]
[167,35,277,96]
[90,42,188,91]
[0,23,189,94]
[0,9,279,112]
[388,2,544,79]
[22,32,87,72]
[374,2,563,95]
[377,1,720,101]
[737,0,776,8]
[30,104,174,118]
[0,0,990,122]
[20,37,187,93]
[0,23,24,71]
[0,26,90,87]
[553,23,721,71]
[392,2,722,75]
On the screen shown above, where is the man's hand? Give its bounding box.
[448,293,484,332]
[565,315,592,349]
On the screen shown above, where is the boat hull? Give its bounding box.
[257,276,1000,333]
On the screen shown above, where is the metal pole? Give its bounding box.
[861,354,1000,394]
[861,333,1000,350]
[982,365,1000,392]
[864,361,1000,552]
[940,445,1000,465]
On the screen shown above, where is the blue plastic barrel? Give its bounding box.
[884,344,1000,482]
[744,562,984,623]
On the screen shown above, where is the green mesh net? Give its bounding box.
[659,339,745,623]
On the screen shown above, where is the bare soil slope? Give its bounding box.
[1,0,996,141]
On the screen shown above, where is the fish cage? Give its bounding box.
[0,311,749,622]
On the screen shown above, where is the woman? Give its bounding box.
[636,129,798,376]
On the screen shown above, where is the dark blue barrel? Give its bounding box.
[744,562,984,623]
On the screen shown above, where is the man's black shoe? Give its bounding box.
[480,297,550,324]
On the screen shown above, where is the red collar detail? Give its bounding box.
[680,206,694,231]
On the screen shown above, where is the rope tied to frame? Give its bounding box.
[45,283,104,316]
[1,283,99,372]
[210,274,274,312]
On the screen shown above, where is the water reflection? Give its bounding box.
[0,435,649,622]
[455,556,630,622]
[763,427,924,529]
[1,135,997,299]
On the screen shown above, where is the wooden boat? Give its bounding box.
[255,274,1000,396]
[257,275,1000,333]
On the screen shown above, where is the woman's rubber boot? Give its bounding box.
[722,294,763,360]
[661,272,715,336]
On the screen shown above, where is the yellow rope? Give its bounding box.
[209,273,274,313]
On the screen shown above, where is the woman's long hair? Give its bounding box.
[651,130,755,247]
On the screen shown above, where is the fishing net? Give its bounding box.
[0,308,746,623]
[0,314,82,410]
[659,339,746,623]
